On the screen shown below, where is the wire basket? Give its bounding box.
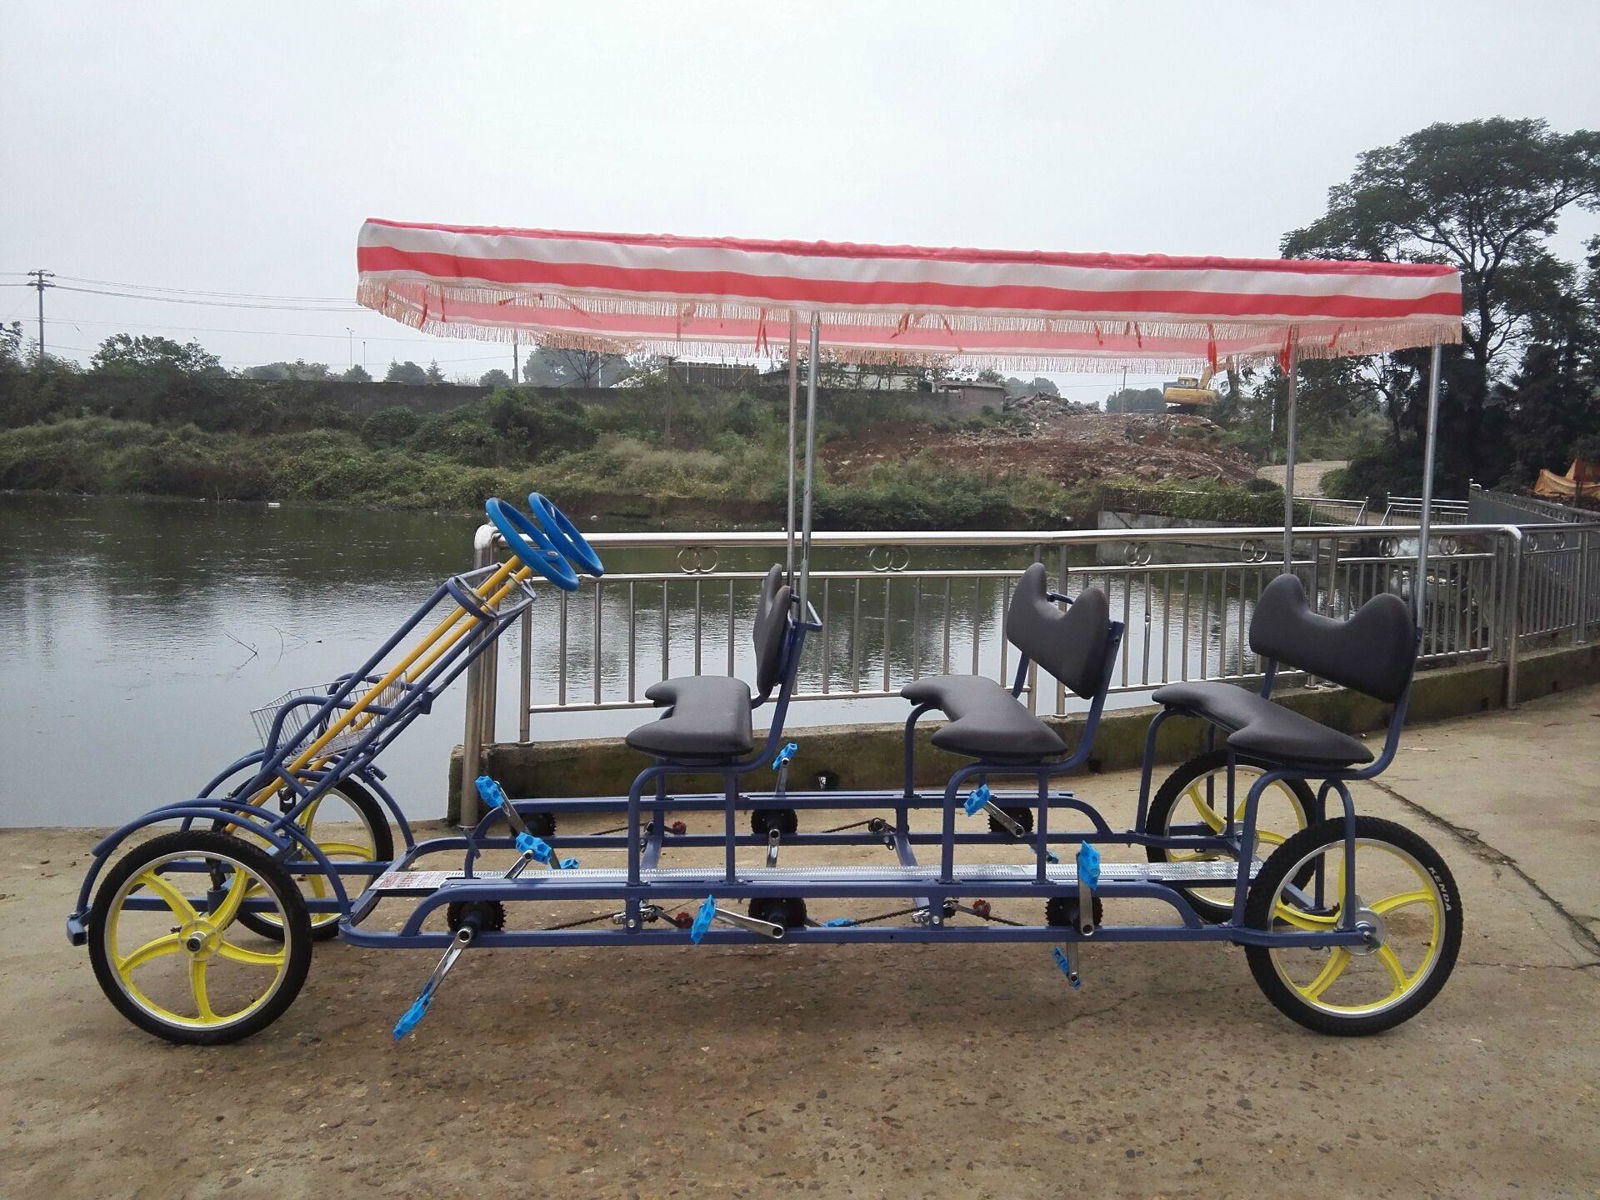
[250,677,407,758]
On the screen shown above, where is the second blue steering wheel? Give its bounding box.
[528,492,605,577]
[485,498,580,591]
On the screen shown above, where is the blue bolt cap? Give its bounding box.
[772,742,799,771]
[476,776,508,810]
[690,895,717,944]
[963,782,992,817]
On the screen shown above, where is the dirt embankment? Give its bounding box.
[826,405,1257,490]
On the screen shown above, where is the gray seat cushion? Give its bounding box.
[626,676,754,760]
[901,675,1068,761]
[1151,680,1373,768]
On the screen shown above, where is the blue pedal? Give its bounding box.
[772,742,799,771]
[822,917,856,927]
[963,783,992,817]
[393,994,432,1040]
[1052,946,1083,990]
[690,895,718,944]
[514,832,578,870]
[1076,841,1101,888]
[475,775,509,810]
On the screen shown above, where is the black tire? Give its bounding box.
[88,830,312,1045]
[234,779,394,942]
[1144,750,1316,923]
[988,807,1034,836]
[751,808,799,836]
[1244,816,1462,1037]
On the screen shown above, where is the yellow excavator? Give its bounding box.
[1162,364,1221,411]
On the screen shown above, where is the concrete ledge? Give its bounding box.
[447,642,1600,820]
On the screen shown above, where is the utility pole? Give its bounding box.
[512,334,519,384]
[27,270,53,362]
[345,326,354,369]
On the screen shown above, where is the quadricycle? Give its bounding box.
[68,493,1461,1045]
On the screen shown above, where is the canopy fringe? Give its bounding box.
[357,278,1461,371]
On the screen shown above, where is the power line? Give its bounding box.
[39,314,462,346]
[50,274,356,303]
[52,284,362,313]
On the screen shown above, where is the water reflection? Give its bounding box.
[1,494,1266,828]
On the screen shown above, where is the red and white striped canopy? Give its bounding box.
[357,219,1461,370]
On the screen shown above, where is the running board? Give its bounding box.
[371,859,1258,896]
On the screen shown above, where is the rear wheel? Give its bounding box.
[1244,816,1462,1036]
[88,831,312,1045]
[233,780,393,941]
[1144,751,1314,922]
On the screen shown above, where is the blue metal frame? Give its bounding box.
[66,561,537,943]
[342,580,1389,963]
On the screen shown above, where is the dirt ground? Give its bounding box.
[827,410,1257,490]
[4,687,1600,1199]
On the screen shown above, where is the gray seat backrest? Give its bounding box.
[752,565,793,701]
[1249,573,1416,703]
[1004,563,1112,701]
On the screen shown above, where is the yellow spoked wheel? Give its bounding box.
[1145,750,1314,922]
[234,780,393,942]
[1244,816,1462,1036]
[88,831,312,1045]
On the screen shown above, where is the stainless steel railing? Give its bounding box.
[460,521,1600,802]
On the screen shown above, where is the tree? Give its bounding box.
[1497,237,1600,479]
[1004,375,1060,398]
[341,363,372,382]
[385,360,428,385]
[1105,387,1164,413]
[524,345,628,388]
[479,368,512,388]
[0,321,24,372]
[1282,118,1600,483]
[425,360,447,384]
[92,333,224,376]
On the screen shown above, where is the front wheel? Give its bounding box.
[1244,816,1462,1037]
[88,830,312,1045]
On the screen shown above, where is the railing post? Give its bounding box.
[460,523,498,828]
[1504,528,1523,710]
[1573,528,1590,646]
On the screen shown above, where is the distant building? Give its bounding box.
[932,380,1008,414]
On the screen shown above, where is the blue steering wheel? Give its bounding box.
[485,498,580,591]
[528,492,605,577]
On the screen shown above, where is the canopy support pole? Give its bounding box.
[1282,333,1301,569]
[785,316,799,583]
[1416,341,1443,623]
[799,313,820,609]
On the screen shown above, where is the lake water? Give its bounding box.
[0,494,1253,828]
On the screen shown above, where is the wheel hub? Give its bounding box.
[1348,905,1386,955]
[181,921,221,958]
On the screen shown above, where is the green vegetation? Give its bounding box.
[1283,118,1600,501]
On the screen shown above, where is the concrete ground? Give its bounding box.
[3,685,1598,1199]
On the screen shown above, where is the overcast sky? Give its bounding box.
[4,1,1598,394]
